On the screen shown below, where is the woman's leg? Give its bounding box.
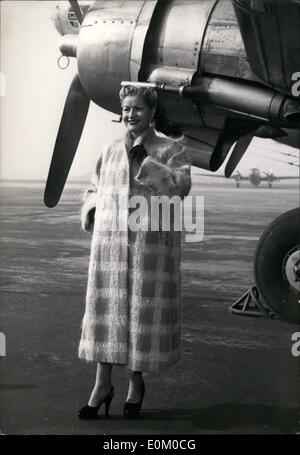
[126,370,144,403]
[88,362,113,406]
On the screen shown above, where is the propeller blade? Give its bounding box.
[69,0,83,24]
[225,134,254,178]
[44,74,90,208]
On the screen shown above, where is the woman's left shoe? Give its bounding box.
[123,380,145,418]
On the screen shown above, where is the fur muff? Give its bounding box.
[79,127,191,373]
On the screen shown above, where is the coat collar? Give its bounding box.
[124,126,156,154]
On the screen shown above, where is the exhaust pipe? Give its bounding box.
[183,77,300,127]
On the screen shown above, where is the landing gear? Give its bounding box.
[254,208,300,324]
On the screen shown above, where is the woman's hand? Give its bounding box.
[135,149,191,198]
[82,206,96,232]
[135,156,176,195]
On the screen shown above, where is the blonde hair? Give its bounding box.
[119,85,158,110]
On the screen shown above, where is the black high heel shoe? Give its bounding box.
[78,385,114,419]
[123,381,145,418]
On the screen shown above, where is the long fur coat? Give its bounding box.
[79,127,191,373]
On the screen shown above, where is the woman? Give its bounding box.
[78,85,191,419]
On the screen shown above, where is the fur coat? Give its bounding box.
[79,127,191,373]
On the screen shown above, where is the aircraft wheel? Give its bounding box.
[254,207,300,324]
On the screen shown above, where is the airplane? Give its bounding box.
[196,167,299,188]
[44,0,300,323]
[233,168,299,188]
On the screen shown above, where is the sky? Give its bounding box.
[0,0,299,181]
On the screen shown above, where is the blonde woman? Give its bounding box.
[78,85,191,419]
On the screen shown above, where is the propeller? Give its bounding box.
[69,0,83,24]
[225,134,254,178]
[44,74,90,208]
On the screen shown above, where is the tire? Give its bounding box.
[254,207,300,324]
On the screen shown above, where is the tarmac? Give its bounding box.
[0,173,299,434]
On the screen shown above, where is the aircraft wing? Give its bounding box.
[195,172,248,181]
[275,176,299,180]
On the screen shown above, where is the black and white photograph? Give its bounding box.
[0,0,300,439]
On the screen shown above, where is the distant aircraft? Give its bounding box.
[232,168,299,188]
[196,167,299,188]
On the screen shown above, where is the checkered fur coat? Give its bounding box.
[79,127,191,373]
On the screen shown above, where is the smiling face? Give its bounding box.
[122,94,155,137]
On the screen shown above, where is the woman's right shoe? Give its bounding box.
[78,385,114,419]
[123,380,145,418]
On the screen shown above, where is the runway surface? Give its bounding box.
[0,175,299,434]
